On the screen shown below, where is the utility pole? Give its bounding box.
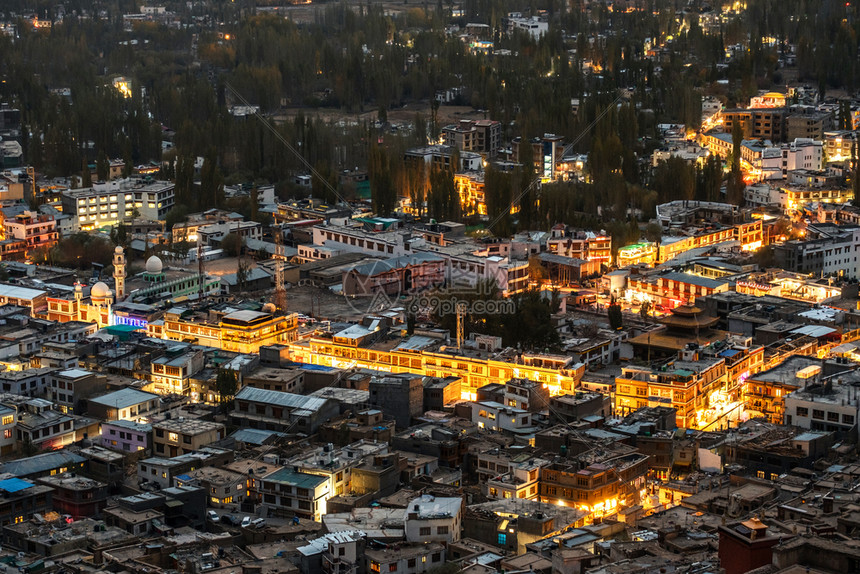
[274,225,287,312]
[197,239,205,302]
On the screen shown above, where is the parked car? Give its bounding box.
[207,510,219,522]
[241,516,251,528]
[220,515,238,526]
[251,518,266,529]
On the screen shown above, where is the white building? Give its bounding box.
[472,401,534,435]
[61,179,175,230]
[505,14,548,38]
[785,378,860,440]
[404,494,463,544]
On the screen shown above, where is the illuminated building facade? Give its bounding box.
[288,335,584,401]
[147,308,298,353]
[61,179,175,231]
[148,349,205,396]
[539,454,649,521]
[615,357,728,428]
[46,282,115,328]
[657,220,763,264]
[627,272,729,309]
[454,172,486,217]
[742,357,821,423]
[616,242,657,267]
[546,232,611,265]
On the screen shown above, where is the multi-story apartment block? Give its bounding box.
[773,223,860,279]
[258,467,330,521]
[823,130,858,162]
[149,349,205,396]
[290,333,584,401]
[151,418,225,458]
[311,222,530,296]
[472,401,534,437]
[404,495,463,544]
[784,373,860,439]
[286,440,389,497]
[61,179,175,230]
[483,456,548,501]
[232,386,341,434]
[99,419,151,453]
[147,308,298,354]
[442,119,502,157]
[743,357,822,424]
[627,272,730,308]
[2,211,58,260]
[546,230,612,265]
[454,171,486,217]
[615,357,728,428]
[722,108,786,141]
[539,454,649,519]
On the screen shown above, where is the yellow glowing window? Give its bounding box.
[1,416,12,425]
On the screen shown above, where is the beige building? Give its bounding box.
[151,418,225,458]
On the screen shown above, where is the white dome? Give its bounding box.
[115,245,124,254]
[145,255,163,274]
[91,281,111,299]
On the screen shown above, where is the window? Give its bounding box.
[339,548,345,556]
[757,471,765,479]
[827,411,839,422]
[371,563,380,573]
[408,559,416,568]
[812,409,825,420]
[389,564,397,572]
[419,527,431,536]
[843,414,855,425]
[437,526,449,535]
[183,435,192,444]
[498,533,507,545]
[796,407,809,417]
[432,553,441,563]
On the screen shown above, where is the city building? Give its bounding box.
[232,386,341,434]
[99,419,151,453]
[404,494,463,543]
[151,418,225,457]
[258,467,330,521]
[442,119,502,157]
[61,179,175,230]
[1,211,58,260]
[87,388,161,422]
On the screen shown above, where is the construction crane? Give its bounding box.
[274,226,287,313]
[456,302,466,348]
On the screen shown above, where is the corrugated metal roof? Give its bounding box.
[235,386,329,412]
[0,450,85,477]
[230,428,285,445]
[0,283,46,300]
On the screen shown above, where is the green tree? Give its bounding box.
[608,301,623,330]
[81,159,92,188]
[96,151,110,182]
[221,232,244,257]
[215,369,239,413]
[369,142,396,216]
[110,223,128,248]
